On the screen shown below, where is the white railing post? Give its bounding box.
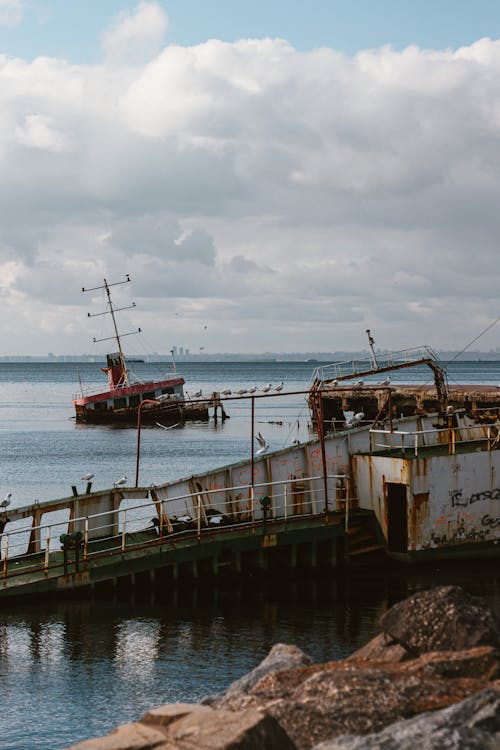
[197,496,201,539]
[44,534,50,571]
[283,483,288,523]
[414,432,418,457]
[121,510,127,552]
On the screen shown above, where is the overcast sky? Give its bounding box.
[1,1,500,356]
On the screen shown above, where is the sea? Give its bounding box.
[1,359,499,750]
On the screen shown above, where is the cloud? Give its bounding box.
[101,1,169,64]
[2,34,500,353]
[0,0,24,27]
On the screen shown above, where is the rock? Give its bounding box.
[67,702,296,750]
[312,687,500,749]
[347,632,410,662]
[380,585,500,655]
[214,652,497,749]
[203,643,312,705]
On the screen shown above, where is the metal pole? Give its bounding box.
[3,535,9,577]
[135,399,160,486]
[121,510,127,552]
[318,390,329,514]
[251,395,255,489]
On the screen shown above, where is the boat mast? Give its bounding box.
[82,274,140,387]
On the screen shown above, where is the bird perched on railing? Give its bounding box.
[261,383,272,392]
[81,473,94,481]
[221,388,232,395]
[274,382,284,392]
[113,476,127,488]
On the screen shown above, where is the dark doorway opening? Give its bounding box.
[386,483,408,553]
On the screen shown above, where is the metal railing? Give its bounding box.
[310,346,442,386]
[0,474,352,584]
[369,421,499,457]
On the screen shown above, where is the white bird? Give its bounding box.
[261,384,272,393]
[192,389,202,398]
[1,492,12,508]
[255,432,269,455]
[354,380,364,387]
[81,473,94,481]
[237,388,247,395]
[221,389,232,396]
[274,382,284,392]
[155,422,181,430]
[331,379,339,386]
[345,412,364,428]
[379,377,391,386]
[113,476,127,488]
[248,386,257,394]
[156,393,171,402]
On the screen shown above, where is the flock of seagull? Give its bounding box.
[187,382,285,399]
[331,377,391,387]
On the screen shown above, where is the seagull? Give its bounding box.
[156,393,171,402]
[379,377,391,386]
[236,388,247,395]
[1,493,12,508]
[354,380,364,387]
[113,476,127,488]
[155,422,181,430]
[221,388,232,396]
[331,379,339,386]
[191,389,202,398]
[345,412,364,428]
[248,386,257,394]
[261,383,272,393]
[255,432,269,455]
[81,473,94,481]
[274,382,284,392]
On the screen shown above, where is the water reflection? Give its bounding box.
[0,566,498,750]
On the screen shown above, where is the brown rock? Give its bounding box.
[67,703,296,750]
[347,632,410,663]
[67,721,169,750]
[215,654,497,749]
[379,585,500,655]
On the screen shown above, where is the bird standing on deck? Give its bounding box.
[379,377,391,386]
[1,492,12,508]
[354,380,364,387]
[345,412,364,428]
[255,432,269,455]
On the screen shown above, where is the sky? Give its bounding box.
[1,1,500,356]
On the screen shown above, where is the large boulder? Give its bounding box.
[213,650,496,749]
[68,702,296,750]
[380,585,500,655]
[203,643,312,705]
[312,687,500,749]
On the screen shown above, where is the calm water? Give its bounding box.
[0,360,499,750]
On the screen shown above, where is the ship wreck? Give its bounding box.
[1,345,499,598]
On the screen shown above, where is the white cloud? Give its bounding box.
[1,34,500,353]
[0,0,24,27]
[101,1,169,64]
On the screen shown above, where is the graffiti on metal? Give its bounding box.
[450,488,500,507]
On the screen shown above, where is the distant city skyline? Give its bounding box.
[0,2,500,355]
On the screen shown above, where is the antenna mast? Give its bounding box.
[82,274,140,387]
[366,329,379,370]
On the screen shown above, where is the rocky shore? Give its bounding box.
[68,585,500,749]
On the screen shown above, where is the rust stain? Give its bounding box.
[409,491,430,544]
